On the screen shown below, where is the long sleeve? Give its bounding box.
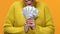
[33,6,55,34]
[4,2,24,34]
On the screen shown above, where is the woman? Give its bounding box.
[4,0,54,34]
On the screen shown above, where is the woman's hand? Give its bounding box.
[24,23,29,33]
[24,18,35,32]
[27,18,35,30]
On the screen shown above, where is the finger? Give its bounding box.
[25,23,27,25]
[30,21,35,24]
[27,20,35,23]
[24,25,29,32]
[27,19,35,21]
[31,26,35,30]
[30,23,35,27]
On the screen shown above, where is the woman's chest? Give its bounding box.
[13,6,45,27]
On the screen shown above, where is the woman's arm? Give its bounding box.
[4,2,24,34]
[33,5,55,34]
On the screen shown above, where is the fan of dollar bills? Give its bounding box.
[23,6,39,19]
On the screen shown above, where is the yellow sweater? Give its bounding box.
[4,1,54,34]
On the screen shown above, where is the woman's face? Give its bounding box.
[24,0,34,5]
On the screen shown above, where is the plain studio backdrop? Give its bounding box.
[0,0,60,34]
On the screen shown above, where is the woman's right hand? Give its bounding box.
[24,23,29,33]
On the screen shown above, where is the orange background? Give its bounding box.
[0,0,60,34]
